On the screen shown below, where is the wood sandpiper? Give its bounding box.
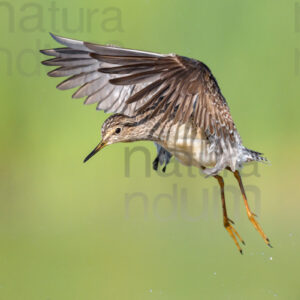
[41,33,271,254]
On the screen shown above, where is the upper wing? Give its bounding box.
[41,33,236,140]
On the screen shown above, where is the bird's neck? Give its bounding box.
[127,115,164,143]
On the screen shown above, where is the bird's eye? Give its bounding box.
[115,127,121,134]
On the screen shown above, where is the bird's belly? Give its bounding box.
[160,138,217,168]
[156,122,217,168]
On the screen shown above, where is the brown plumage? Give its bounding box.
[41,34,234,141]
[40,33,270,254]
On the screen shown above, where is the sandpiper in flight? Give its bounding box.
[41,33,271,254]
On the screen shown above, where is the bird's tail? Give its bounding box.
[243,148,268,163]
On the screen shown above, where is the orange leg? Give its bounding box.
[233,170,272,248]
[214,175,245,254]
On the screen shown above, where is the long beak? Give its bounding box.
[83,141,106,163]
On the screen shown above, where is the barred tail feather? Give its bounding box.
[244,148,268,163]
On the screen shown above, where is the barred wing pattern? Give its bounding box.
[41,34,239,144]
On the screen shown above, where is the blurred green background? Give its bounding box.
[0,0,299,299]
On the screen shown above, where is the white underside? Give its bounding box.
[157,123,217,168]
[155,121,245,175]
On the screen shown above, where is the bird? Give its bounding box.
[40,33,271,254]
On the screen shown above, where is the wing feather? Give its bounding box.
[41,33,237,142]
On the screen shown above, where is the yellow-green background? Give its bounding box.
[0,0,299,299]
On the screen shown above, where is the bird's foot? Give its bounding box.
[224,217,245,254]
[247,212,272,248]
[152,156,159,171]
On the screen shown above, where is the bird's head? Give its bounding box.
[83,114,136,163]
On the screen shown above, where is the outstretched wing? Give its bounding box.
[41,33,237,140]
